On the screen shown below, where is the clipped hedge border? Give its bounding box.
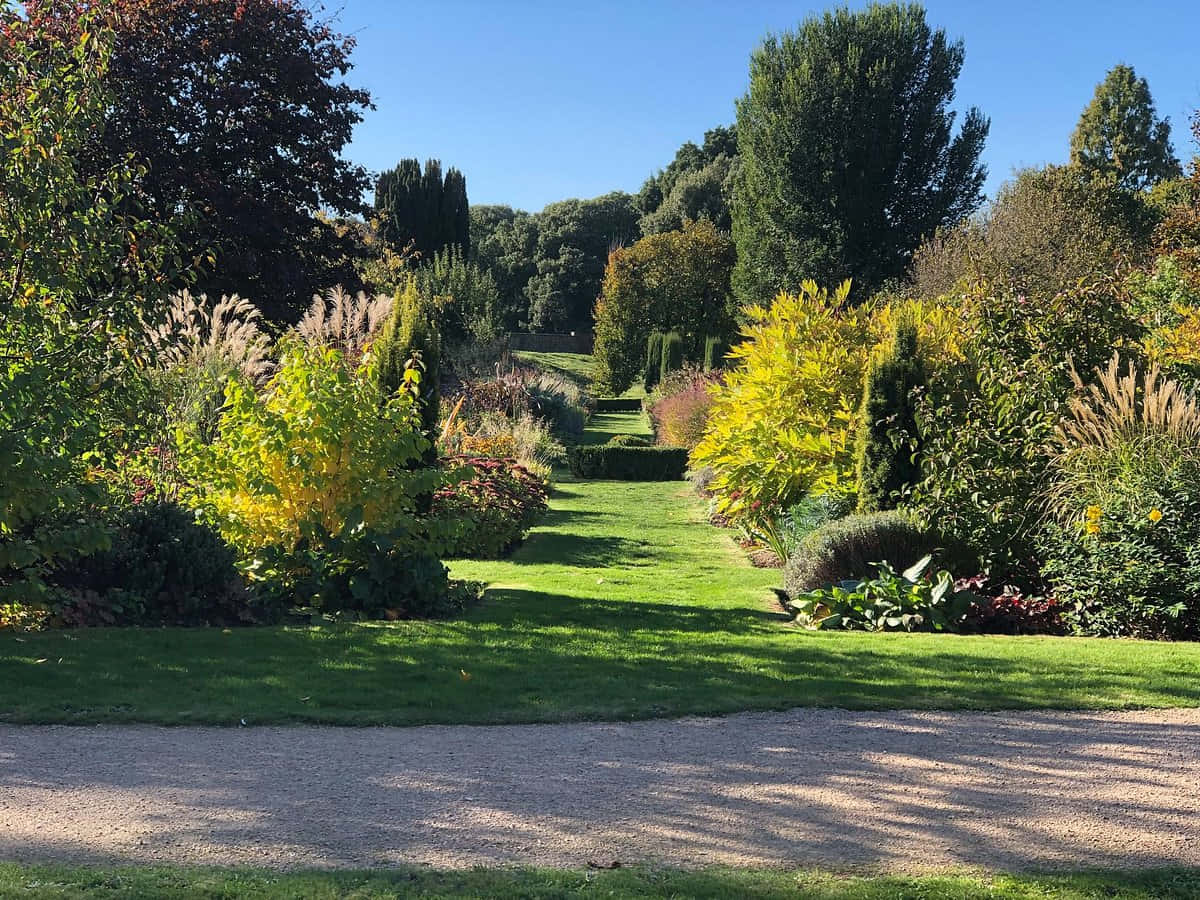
[594,397,645,412]
[567,445,689,481]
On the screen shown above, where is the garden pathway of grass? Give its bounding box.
[5,410,1200,725]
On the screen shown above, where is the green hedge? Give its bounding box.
[568,445,689,480]
[594,397,644,412]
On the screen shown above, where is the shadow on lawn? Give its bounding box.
[512,533,655,568]
[478,587,787,633]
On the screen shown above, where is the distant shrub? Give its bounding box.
[47,501,265,626]
[783,510,939,596]
[568,445,689,480]
[660,330,685,383]
[644,332,664,393]
[452,366,589,442]
[607,434,652,447]
[648,368,717,449]
[593,220,735,395]
[527,370,589,438]
[433,456,549,558]
[909,165,1153,300]
[456,411,565,478]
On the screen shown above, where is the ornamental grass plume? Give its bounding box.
[147,290,272,382]
[297,285,393,363]
[1047,353,1200,523]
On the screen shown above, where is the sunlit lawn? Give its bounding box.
[4,448,1200,725]
[2,863,1199,899]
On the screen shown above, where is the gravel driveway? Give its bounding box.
[2,708,1198,871]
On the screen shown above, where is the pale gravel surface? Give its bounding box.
[2,708,1199,872]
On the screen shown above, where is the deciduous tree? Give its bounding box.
[732,3,988,303]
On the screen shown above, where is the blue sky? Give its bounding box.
[336,0,1200,212]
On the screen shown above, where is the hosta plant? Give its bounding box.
[788,555,974,632]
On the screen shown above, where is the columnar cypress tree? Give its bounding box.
[660,331,684,383]
[644,331,664,392]
[375,159,470,258]
[855,315,925,513]
[703,335,728,371]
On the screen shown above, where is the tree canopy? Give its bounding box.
[593,220,735,394]
[1070,64,1182,191]
[27,0,373,322]
[732,2,989,303]
[375,159,471,261]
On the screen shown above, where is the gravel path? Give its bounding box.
[2,708,1199,872]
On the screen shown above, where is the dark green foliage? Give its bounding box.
[30,0,374,322]
[375,284,441,450]
[524,192,642,331]
[1070,64,1182,191]
[606,434,653,447]
[375,159,470,259]
[909,165,1157,300]
[644,332,664,391]
[567,445,689,480]
[254,523,464,620]
[415,245,502,347]
[703,335,728,371]
[856,316,926,512]
[49,502,264,626]
[594,398,645,412]
[469,204,538,331]
[732,3,988,302]
[470,193,641,333]
[783,511,941,596]
[638,126,739,234]
[660,331,684,383]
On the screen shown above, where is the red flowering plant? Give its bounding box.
[431,456,549,558]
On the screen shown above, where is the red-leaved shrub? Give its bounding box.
[955,575,1065,635]
[648,369,718,449]
[432,456,549,558]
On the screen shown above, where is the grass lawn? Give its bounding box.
[1,863,1199,899]
[512,350,595,386]
[4,404,1200,726]
[513,350,645,399]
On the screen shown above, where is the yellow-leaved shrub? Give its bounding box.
[692,281,871,523]
[180,341,433,556]
[693,284,968,525]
